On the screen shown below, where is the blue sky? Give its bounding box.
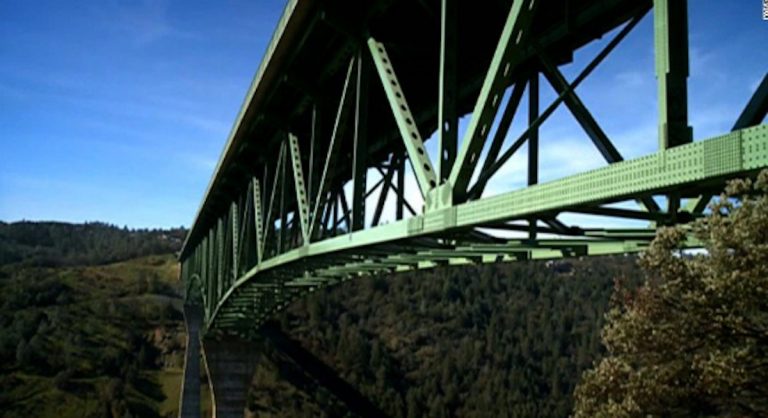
[0,1,765,229]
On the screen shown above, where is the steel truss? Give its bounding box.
[180,0,768,337]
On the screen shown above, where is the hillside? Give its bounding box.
[0,221,186,267]
[246,256,643,418]
[0,220,644,418]
[0,222,195,418]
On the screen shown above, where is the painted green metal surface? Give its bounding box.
[438,0,458,182]
[177,0,768,338]
[368,38,437,198]
[203,124,767,332]
[288,133,310,242]
[654,0,693,149]
[448,0,538,201]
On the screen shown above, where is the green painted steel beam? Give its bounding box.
[372,155,396,226]
[180,0,656,260]
[568,206,675,222]
[654,0,692,149]
[288,133,310,242]
[278,142,288,254]
[309,58,355,240]
[466,11,647,201]
[538,52,661,214]
[685,73,768,214]
[583,229,658,239]
[528,72,539,238]
[396,152,405,220]
[179,0,303,260]
[468,80,526,200]
[216,217,224,304]
[207,123,767,329]
[207,232,686,332]
[438,0,458,182]
[375,165,417,216]
[263,143,284,255]
[449,0,538,201]
[539,54,622,164]
[352,53,370,231]
[206,228,214,316]
[231,200,239,279]
[733,73,768,130]
[252,178,265,263]
[368,38,438,198]
[178,1,768,336]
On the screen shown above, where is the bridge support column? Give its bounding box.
[179,304,203,418]
[202,337,259,418]
[654,0,692,149]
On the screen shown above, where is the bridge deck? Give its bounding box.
[179,0,768,337]
[209,125,768,331]
[182,0,649,255]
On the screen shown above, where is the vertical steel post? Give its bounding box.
[528,72,539,239]
[263,144,284,258]
[396,152,405,220]
[200,237,207,311]
[252,179,264,264]
[207,228,215,314]
[448,0,538,200]
[373,155,396,226]
[288,133,310,242]
[308,104,318,208]
[338,187,351,230]
[321,192,333,237]
[278,142,288,254]
[216,217,224,304]
[231,201,239,279]
[438,0,458,182]
[204,237,210,309]
[352,53,369,231]
[332,191,338,237]
[469,80,526,200]
[654,0,692,149]
[309,59,355,239]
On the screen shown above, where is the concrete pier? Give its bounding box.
[179,304,203,418]
[202,337,259,418]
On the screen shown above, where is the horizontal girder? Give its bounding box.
[178,0,768,337]
[192,124,768,333]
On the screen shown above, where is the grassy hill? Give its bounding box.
[0,221,199,418]
[0,255,185,417]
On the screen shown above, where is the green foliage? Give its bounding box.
[0,221,186,267]
[249,256,643,417]
[573,171,768,417]
[0,222,187,418]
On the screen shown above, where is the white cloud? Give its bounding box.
[107,0,198,46]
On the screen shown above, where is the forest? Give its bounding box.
[0,220,644,418]
[247,173,768,417]
[3,177,765,418]
[0,222,190,418]
[0,221,186,267]
[248,256,644,417]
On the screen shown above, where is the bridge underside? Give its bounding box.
[179,0,768,339]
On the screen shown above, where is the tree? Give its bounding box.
[53,368,75,390]
[15,339,31,367]
[574,171,768,417]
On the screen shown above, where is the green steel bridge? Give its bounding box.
[177,0,768,416]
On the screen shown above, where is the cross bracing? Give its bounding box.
[179,0,768,338]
